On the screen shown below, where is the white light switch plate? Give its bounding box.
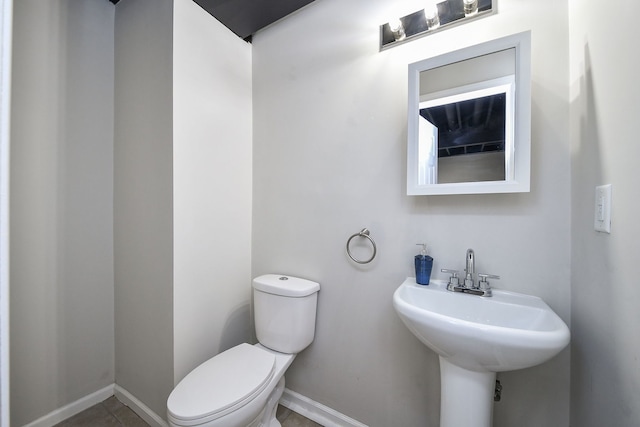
[594,184,612,233]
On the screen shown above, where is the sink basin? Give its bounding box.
[393,277,570,372]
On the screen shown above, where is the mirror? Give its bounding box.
[407,31,531,195]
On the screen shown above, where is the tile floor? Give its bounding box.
[54,396,322,427]
[53,397,147,427]
[277,405,323,427]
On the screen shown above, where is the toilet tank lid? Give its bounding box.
[253,274,320,297]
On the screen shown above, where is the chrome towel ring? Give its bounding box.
[346,228,377,264]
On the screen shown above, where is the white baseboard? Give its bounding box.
[20,384,360,427]
[114,385,169,427]
[279,388,368,427]
[20,384,169,427]
[23,384,115,427]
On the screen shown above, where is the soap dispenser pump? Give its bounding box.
[415,243,434,285]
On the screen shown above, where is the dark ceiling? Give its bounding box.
[109,0,316,41]
[420,93,507,158]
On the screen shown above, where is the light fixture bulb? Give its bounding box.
[388,18,406,41]
[463,0,478,16]
[424,5,440,30]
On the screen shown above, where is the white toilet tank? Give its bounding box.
[253,274,320,354]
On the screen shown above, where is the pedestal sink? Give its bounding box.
[393,278,570,427]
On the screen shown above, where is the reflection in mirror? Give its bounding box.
[407,31,531,195]
[418,76,514,184]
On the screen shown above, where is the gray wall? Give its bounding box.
[9,0,253,423]
[10,1,115,425]
[114,0,175,418]
[252,0,571,425]
[569,1,640,425]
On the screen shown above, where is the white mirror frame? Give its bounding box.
[407,31,531,195]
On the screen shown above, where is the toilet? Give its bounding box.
[167,274,320,427]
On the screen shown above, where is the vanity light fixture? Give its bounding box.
[380,0,495,50]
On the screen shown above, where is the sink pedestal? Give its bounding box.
[439,357,496,427]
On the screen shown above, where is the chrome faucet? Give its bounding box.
[464,248,475,288]
[441,248,499,297]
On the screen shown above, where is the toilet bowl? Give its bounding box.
[167,275,319,427]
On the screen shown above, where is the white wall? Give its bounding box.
[252,0,571,425]
[114,0,175,418]
[10,1,115,425]
[569,1,640,425]
[172,0,253,384]
[0,0,12,424]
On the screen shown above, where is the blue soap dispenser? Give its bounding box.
[415,243,434,285]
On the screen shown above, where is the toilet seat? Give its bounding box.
[167,343,276,426]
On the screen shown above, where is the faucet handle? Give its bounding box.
[478,273,500,289]
[477,274,499,297]
[441,269,460,288]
